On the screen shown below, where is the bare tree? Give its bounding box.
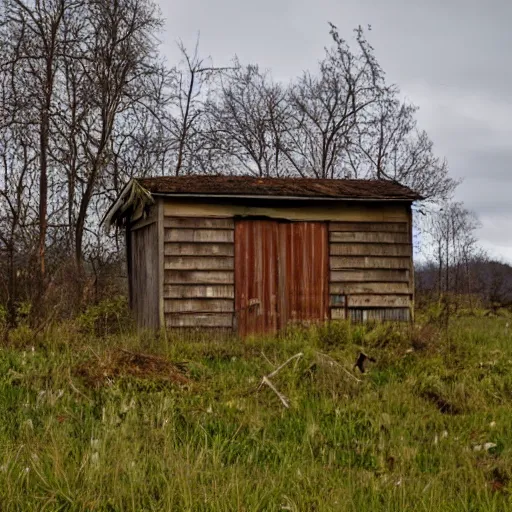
[278,25,385,179]
[205,62,289,177]
[422,202,481,297]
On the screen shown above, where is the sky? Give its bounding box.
[156,0,512,262]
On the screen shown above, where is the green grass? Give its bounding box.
[1,317,512,510]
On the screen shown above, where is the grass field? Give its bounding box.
[1,315,512,511]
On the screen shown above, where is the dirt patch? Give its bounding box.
[420,390,462,415]
[74,348,190,389]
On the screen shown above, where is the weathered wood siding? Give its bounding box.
[129,221,160,329]
[329,217,413,322]
[163,200,409,223]
[163,216,235,329]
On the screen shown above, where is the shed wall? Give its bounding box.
[129,221,160,329]
[329,218,413,322]
[162,216,235,329]
[158,198,413,332]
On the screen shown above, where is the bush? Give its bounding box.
[77,296,132,337]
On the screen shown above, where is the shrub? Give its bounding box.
[77,296,132,337]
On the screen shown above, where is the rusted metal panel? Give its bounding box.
[330,232,410,244]
[165,242,234,256]
[164,284,234,299]
[235,220,279,337]
[164,216,234,229]
[235,219,328,336]
[330,256,411,270]
[277,222,329,328]
[330,243,411,257]
[164,256,234,270]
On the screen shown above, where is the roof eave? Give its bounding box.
[150,192,421,202]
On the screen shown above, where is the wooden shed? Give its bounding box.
[105,176,421,335]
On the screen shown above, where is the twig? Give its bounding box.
[261,376,290,408]
[67,369,93,404]
[256,352,303,408]
[315,352,362,382]
[267,352,303,379]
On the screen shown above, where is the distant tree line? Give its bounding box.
[416,202,512,310]
[0,0,456,323]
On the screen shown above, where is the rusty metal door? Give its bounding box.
[235,219,328,336]
[277,222,329,329]
[235,220,279,337]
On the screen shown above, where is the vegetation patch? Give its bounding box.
[74,348,190,389]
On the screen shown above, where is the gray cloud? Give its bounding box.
[157,0,512,261]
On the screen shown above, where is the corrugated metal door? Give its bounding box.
[235,219,328,336]
[277,222,329,329]
[235,220,279,337]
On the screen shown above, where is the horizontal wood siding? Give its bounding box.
[164,200,410,223]
[329,219,413,321]
[164,256,234,270]
[164,284,234,298]
[165,243,234,256]
[330,243,411,257]
[163,216,235,329]
[330,256,410,270]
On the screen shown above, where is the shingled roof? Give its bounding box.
[104,175,421,228]
[136,175,421,201]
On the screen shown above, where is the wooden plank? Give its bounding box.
[330,282,410,294]
[345,295,411,308]
[329,232,409,244]
[349,308,410,322]
[164,256,234,270]
[157,199,165,329]
[163,200,410,223]
[165,229,234,243]
[165,313,234,328]
[164,299,234,313]
[164,217,234,229]
[329,222,408,233]
[165,242,234,257]
[331,308,346,320]
[330,256,411,270]
[130,217,157,232]
[330,243,412,257]
[130,222,160,329]
[330,269,409,283]
[164,284,234,299]
[165,270,234,285]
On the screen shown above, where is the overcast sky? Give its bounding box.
[156,0,512,261]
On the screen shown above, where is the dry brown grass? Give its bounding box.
[74,348,190,388]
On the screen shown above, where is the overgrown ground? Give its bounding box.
[2,314,512,511]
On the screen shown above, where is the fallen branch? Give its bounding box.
[315,352,362,383]
[261,376,290,408]
[257,352,303,409]
[267,353,303,379]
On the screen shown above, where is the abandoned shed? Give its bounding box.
[105,175,421,336]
